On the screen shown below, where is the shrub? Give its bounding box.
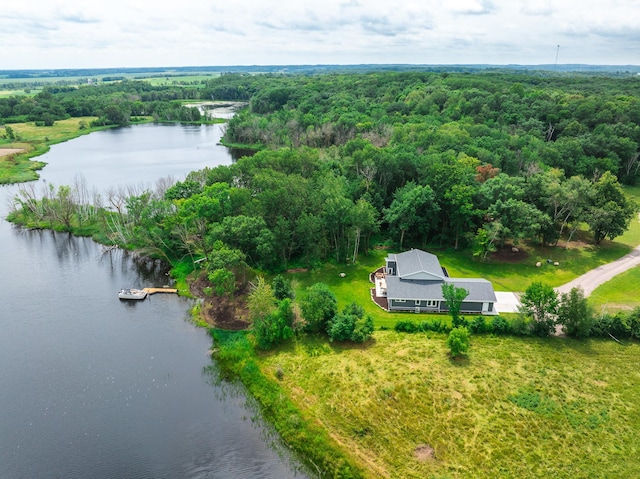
[557,287,595,338]
[272,274,294,301]
[592,312,631,339]
[447,327,470,357]
[350,314,374,343]
[511,315,531,336]
[491,316,509,335]
[626,307,640,339]
[329,312,356,341]
[329,302,374,343]
[394,321,420,333]
[469,315,489,334]
[300,283,338,334]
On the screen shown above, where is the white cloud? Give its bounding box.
[0,0,638,69]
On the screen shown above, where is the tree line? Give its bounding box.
[0,80,204,127]
[7,70,640,305]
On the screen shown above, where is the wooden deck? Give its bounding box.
[369,265,389,311]
[143,287,178,295]
[371,288,389,310]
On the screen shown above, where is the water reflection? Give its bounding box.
[0,124,307,479]
[230,147,258,161]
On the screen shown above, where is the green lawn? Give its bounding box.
[285,222,640,329]
[589,266,640,313]
[257,332,640,478]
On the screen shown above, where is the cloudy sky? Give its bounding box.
[2,0,639,69]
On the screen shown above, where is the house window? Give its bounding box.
[415,300,421,306]
[426,300,438,307]
[395,299,406,303]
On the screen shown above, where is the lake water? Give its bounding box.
[0,124,307,478]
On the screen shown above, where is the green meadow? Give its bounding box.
[254,332,640,478]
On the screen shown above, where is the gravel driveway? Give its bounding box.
[554,244,640,297]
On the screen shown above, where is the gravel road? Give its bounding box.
[555,244,640,297]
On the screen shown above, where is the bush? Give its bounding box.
[626,307,640,339]
[469,316,489,334]
[557,287,595,338]
[447,327,470,357]
[511,315,531,336]
[300,283,338,334]
[394,321,421,333]
[491,316,509,335]
[328,302,374,343]
[272,274,294,301]
[351,314,374,343]
[591,312,631,339]
[329,312,356,341]
[415,319,451,333]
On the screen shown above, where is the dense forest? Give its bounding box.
[8,71,640,289]
[0,80,204,126]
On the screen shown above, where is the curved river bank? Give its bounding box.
[0,123,307,478]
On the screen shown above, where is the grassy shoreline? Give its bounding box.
[210,329,365,478]
[0,117,136,184]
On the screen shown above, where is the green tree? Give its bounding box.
[384,182,439,248]
[205,242,247,296]
[443,183,477,249]
[587,171,638,245]
[350,198,380,262]
[247,276,276,321]
[248,277,293,349]
[207,268,235,297]
[557,287,595,338]
[328,302,374,343]
[441,283,469,328]
[446,327,470,358]
[272,274,294,301]
[472,221,502,261]
[520,282,559,337]
[300,283,338,334]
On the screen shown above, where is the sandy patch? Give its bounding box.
[0,148,25,157]
[414,444,435,461]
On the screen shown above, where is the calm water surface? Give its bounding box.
[0,124,307,479]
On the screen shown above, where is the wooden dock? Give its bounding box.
[143,287,178,295]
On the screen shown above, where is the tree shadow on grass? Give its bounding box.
[447,354,470,367]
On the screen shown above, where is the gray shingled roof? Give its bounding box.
[392,249,444,279]
[385,277,497,302]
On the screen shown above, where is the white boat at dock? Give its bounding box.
[118,288,148,300]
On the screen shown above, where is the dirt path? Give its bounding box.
[0,148,25,157]
[555,244,640,297]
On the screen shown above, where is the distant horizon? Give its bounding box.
[3,1,639,71]
[2,62,640,75]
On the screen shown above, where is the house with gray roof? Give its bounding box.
[374,249,497,314]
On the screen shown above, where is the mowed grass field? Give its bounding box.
[589,266,640,313]
[257,332,640,478]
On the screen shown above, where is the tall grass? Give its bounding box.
[257,332,640,478]
[210,329,365,478]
